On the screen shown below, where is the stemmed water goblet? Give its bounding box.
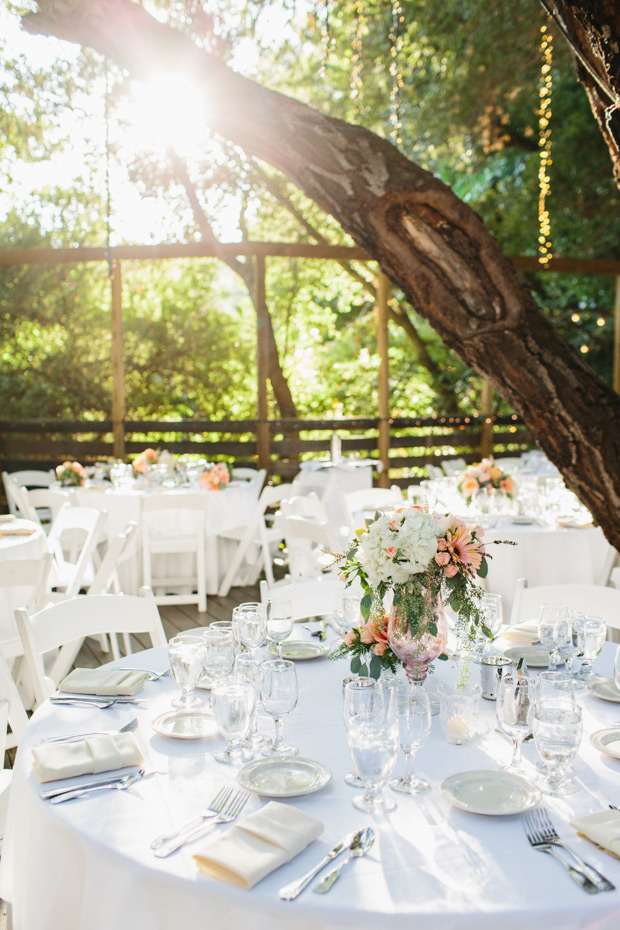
[234,652,268,750]
[538,603,567,671]
[202,627,235,707]
[342,677,377,786]
[265,596,294,658]
[346,681,400,813]
[260,659,299,755]
[473,592,502,655]
[233,602,267,658]
[211,678,256,765]
[573,615,606,682]
[531,699,582,795]
[388,682,431,794]
[168,633,207,710]
[496,672,534,770]
[553,613,581,677]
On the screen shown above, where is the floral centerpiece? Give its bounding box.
[55,460,87,487]
[132,447,159,475]
[198,462,230,490]
[457,457,515,506]
[332,506,491,681]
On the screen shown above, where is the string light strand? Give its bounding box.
[351,0,365,120]
[318,0,335,79]
[389,0,404,145]
[538,22,553,266]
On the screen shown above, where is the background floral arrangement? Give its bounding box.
[198,461,230,490]
[457,457,515,505]
[333,506,491,677]
[55,460,86,487]
[132,447,159,474]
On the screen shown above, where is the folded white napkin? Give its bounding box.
[0,527,36,536]
[570,810,620,858]
[193,801,323,889]
[59,667,148,696]
[32,732,143,783]
[503,620,539,646]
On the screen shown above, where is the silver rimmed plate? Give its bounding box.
[590,728,620,759]
[237,756,331,797]
[587,678,620,703]
[441,770,541,815]
[504,645,550,668]
[151,709,217,740]
[267,641,330,660]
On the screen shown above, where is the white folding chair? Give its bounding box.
[232,468,267,491]
[340,485,403,531]
[18,487,68,530]
[259,577,346,623]
[86,522,140,659]
[0,651,30,841]
[280,515,340,581]
[0,554,55,660]
[141,494,207,613]
[279,492,329,523]
[46,504,106,597]
[217,483,293,596]
[15,587,167,708]
[441,458,467,475]
[510,578,620,637]
[2,469,55,516]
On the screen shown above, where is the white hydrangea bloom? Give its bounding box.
[355,510,438,587]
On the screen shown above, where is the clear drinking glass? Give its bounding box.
[233,602,267,658]
[535,670,575,705]
[473,593,503,655]
[532,700,582,795]
[202,627,235,706]
[234,652,267,749]
[347,685,399,813]
[539,603,567,671]
[496,673,534,770]
[614,644,620,691]
[553,614,580,674]
[573,615,606,681]
[211,678,256,764]
[266,596,294,657]
[342,677,377,786]
[168,633,205,709]
[260,659,299,756]
[389,682,431,794]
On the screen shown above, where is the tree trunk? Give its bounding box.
[23,0,620,553]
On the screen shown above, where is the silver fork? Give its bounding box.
[117,667,171,681]
[522,810,605,894]
[41,718,139,745]
[151,786,232,850]
[532,807,615,892]
[154,789,250,858]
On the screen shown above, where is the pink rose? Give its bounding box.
[373,642,387,656]
[444,563,458,578]
[359,624,375,645]
[344,631,355,647]
[435,551,450,566]
[437,538,448,551]
[386,546,398,558]
[389,518,400,531]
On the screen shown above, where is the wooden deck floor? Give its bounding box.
[74,584,261,668]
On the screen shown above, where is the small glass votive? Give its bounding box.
[479,656,513,700]
[438,683,482,745]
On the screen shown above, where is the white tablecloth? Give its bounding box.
[483,521,612,618]
[3,634,620,930]
[67,484,260,595]
[0,520,48,645]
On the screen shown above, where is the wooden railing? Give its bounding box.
[0,414,533,490]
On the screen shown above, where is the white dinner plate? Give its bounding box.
[237,756,331,798]
[151,709,217,740]
[266,641,330,660]
[440,770,541,815]
[590,728,620,759]
[503,645,550,668]
[587,678,620,703]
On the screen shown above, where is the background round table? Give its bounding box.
[0,519,48,646]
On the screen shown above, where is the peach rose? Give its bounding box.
[444,563,458,578]
[435,551,450,566]
[373,642,387,656]
[385,546,398,558]
[500,477,514,494]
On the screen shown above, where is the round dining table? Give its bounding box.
[0,518,48,649]
[2,633,620,930]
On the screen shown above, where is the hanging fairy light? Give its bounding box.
[318,0,335,79]
[389,0,404,145]
[351,0,365,120]
[538,22,553,266]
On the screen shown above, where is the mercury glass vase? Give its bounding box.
[387,589,447,683]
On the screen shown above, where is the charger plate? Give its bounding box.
[266,641,330,660]
[237,756,331,797]
[590,728,620,759]
[441,770,540,815]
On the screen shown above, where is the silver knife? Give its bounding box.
[49,769,146,803]
[278,831,358,900]
[51,696,146,705]
[40,771,140,800]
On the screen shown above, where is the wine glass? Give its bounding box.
[553,613,580,675]
[342,677,379,786]
[496,672,534,770]
[538,603,567,671]
[211,678,255,765]
[202,627,235,707]
[260,659,298,755]
[573,615,606,682]
[614,644,620,691]
[233,602,267,658]
[532,700,582,795]
[234,652,267,750]
[265,596,294,657]
[347,684,400,812]
[168,633,206,710]
[388,682,431,794]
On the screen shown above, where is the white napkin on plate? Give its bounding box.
[193,801,323,889]
[503,620,538,645]
[32,732,143,783]
[570,810,620,858]
[58,667,148,696]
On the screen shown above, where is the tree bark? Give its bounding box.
[22,0,620,553]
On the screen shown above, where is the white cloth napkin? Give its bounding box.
[193,801,323,889]
[0,527,36,536]
[58,667,148,696]
[570,810,620,858]
[503,620,539,645]
[32,732,143,783]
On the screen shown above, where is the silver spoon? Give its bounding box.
[50,768,146,803]
[313,827,375,893]
[40,718,139,745]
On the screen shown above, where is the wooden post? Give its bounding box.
[614,276,620,394]
[254,255,270,470]
[376,271,390,487]
[110,260,125,459]
[480,379,494,459]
